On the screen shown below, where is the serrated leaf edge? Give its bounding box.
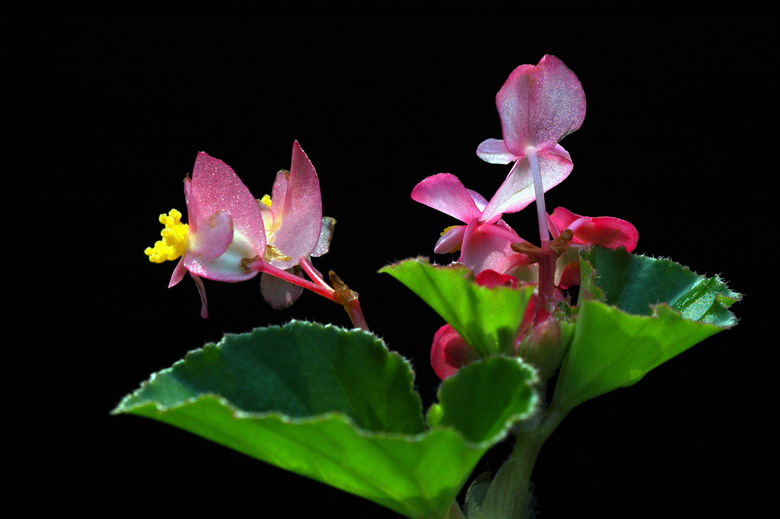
[579,247,741,328]
[113,320,529,450]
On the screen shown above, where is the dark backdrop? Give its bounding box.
[9,3,774,518]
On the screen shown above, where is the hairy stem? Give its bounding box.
[486,403,569,518]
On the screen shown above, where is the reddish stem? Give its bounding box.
[344,299,369,332]
[535,249,556,322]
[247,257,371,332]
[328,270,370,332]
[246,259,336,301]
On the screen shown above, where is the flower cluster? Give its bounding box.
[413,55,638,379]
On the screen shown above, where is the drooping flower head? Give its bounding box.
[477,55,586,218]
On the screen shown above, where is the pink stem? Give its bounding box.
[250,257,371,332]
[246,259,336,301]
[525,147,550,249]
[344,299,369,332]
[525,147,555,317]
[298,256,330,289]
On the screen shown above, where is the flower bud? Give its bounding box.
[516,318,571,382]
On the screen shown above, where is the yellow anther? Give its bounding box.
[264,244,292,262]
[260,194,273,207]
[145,209,189,263]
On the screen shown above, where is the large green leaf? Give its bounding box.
[581,246,740,325]
[380,258,535,356]
[552,248,740,410]
[114,321,537,519]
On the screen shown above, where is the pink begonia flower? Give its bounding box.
[412,173,530,274]
[547,206,639,288]
[145,152,268,318]
[145,141,330,316]
[257,141,333,309]
[476,55,586,218]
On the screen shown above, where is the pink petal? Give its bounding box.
[183,253,259,283]
[411,173,483,223]
[479,220,524,243]
[481,146,573,223]
[434,225,467,254]
[556,261,582,290]
[260,270,305,309]
[267,141,323,270]
[467,189,489,212]
[460,220,518,274]
[549,207,639,251]
[547,206,580,236]
[476,138,518,164]
[191,152,266,256]
[168,258,187,288]
[475,269,519,289]
[270,169,289,224]
[189,210,233,261]
[430,324,478,380]
[575,216,639,251]
[496,55,586,155]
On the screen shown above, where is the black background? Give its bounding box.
[9,3,776,517]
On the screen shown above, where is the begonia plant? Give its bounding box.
[117,54,740,519]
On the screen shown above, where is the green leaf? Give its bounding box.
[553,248,740,410]
[380,258,535,356]
[114,321,537,519]
[437,356,537,444]
[580,246,740,325]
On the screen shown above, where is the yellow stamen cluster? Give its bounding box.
[259,194,273,207]
[145,209,189,263]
